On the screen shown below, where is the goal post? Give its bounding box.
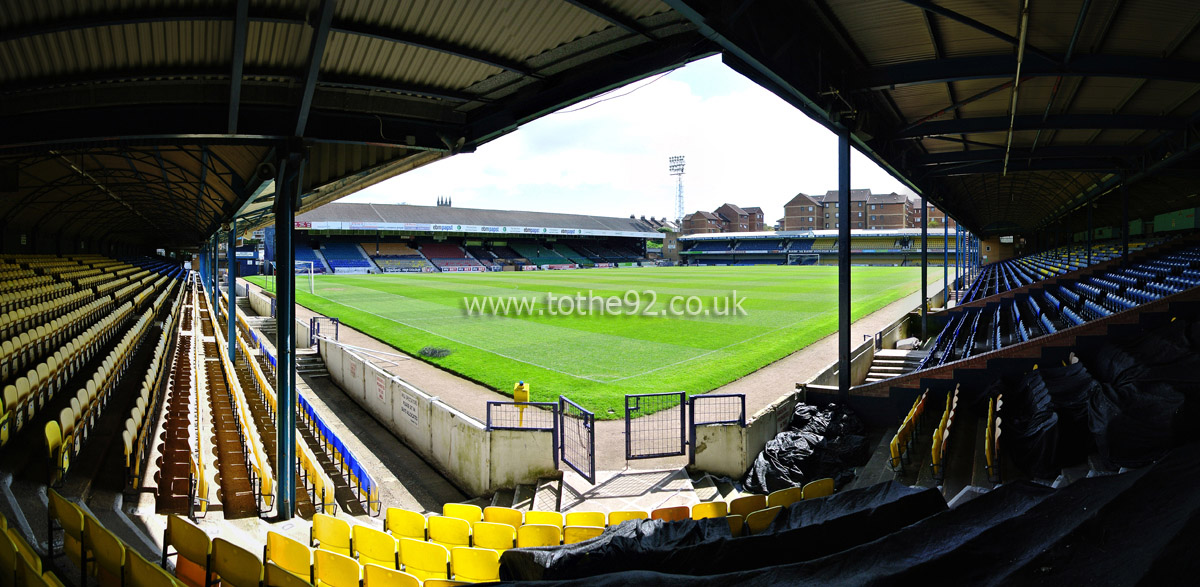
[265,260,316,294]
[788,253,820,266]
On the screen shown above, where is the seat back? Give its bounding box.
[313,550,359,587]
[441,504,482,525]
[264,562,312,587]
[745,506,783,535]
[210,538,263,587]
[691,501,727,520]
[563,511,605,528]
[449,547,499,583]
[524,511,563,529]
[469,522,514,552]
[729,495,767,519]
[650,506,689,523]
[607,511,648,526]
[310,514,351,557]
[482,506,522,529]
[264,532,311,581]
[383,508,426,541]
[83,516,124,585]
[427,517,470,550]
[515,524,560,548]
[726,514,744,537]
[125,549,178,587]
[801,478,835,499]
[397,538,448,583]
[351,526,397,570]
[562,526,604,545]
[165,514,212,586]
[48,489,85,566]
[361,564,419,587]
[766,487,803,509]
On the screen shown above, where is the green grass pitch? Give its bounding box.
[248,266,922,418]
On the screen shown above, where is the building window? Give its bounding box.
[870,215,876,221]
[808,217,814,222]
[825,213,830,218]
[835,213,839,218]
[858,202,863,207]
[834,203,839,208]
[808,206,813,211]
[836,223,840,228]
[857,222,862,227]
[857,212,862,217]
[871,204,876,210]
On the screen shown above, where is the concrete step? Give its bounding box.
[689,474,722,503]
[533,473,563,511]
[490,488,515,509]
[512,484,535,511]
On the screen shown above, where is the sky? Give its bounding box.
[346,55,915,225]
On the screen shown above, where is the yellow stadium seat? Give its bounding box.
[45,421,65,485]
[450,547,500,583]
[515,524,560,548]
[767,487,803,509]
[16,552,43,587]
[0,532,18,587]
[691,501,727,520]
[48,489,86,573]
[43,569,67,587]
[352,526,397,570]
[209,538,263,587]
[729,495,766,519]
[82,516,122,587]
[564,511,605,528]
[398,538,449,583]
[563,526,604,545]
[442,503,483,525]
[125,550,180,587]
[607,511,648,526]
[265,562,311,587]
[470,522,515,552]
[384,508,426,541]
[362,564,419,587]
[801,478,835,500]
[726,514,744,537]
[310,514,352,557]
[650,506,689,523]
[482,506,522,529]
[313,550,359,587]
[524,511,563,529]
[163,514,213,587]
[745,506,783,535]
[423,580,469,587]
[427,517,470,550]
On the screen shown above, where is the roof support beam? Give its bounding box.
[895,114,1185,139]
[228,0,249,134]
[896,0,1057,64]
[330,21,536,77]
[296,0,336,137]
[853,54,1200,91]
[562,0,654,40]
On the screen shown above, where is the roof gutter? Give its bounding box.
[1002,0,1032,176]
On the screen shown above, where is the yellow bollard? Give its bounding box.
[514,381,530,426]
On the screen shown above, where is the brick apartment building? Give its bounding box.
[681,203,766,234]
[782,189,951,231]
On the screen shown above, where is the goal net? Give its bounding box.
[265,260,316,294]
[788,253,820,266]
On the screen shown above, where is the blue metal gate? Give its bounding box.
[310,316,340,346]
[625,392,687,460]
[559,396,595,484]
[688,394,746,464]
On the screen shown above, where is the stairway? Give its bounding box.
[296,351,329,378]
[864,349,928,383]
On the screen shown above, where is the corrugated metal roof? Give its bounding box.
[298,202,657,233]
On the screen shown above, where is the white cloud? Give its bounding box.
[347,55,915,224]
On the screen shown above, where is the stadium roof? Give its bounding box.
[668,0,1200,236]
[296,202,661,236]
[680,228,937,240]
[0,0,713,248]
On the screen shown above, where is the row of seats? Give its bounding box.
[46,285,171,485]
[0,509,67,587]
[920,244,1200,370]
[321,243,373,270]
[47,489,177,587]
[298,435,339,516]
[984,394,1003,484]
[2,290,100,380]
[0,281,74,318]
[298,391,380,516]
[889,391,927,473]
[960,241,1155,304]
[123,282,184,488]
[930,385,959,481]
[0,274,53,294]
[375,259,434,272]
[206,289,276,513]
[2,298,134,446]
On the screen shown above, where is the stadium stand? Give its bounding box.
[364,242,435,273]
[509,242,568,265]
[550,243,593,266]
[320,243,374,273]
[417,242,484,271]
[293,246,329,274]
[958,240,1156,304]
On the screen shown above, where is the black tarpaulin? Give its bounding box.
[498,482,946,581]
[740,403,869,494]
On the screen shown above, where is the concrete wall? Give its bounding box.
[691,391,801,478]
[810,337,875,387]
[318,338,552,496]
[249,289,272,317]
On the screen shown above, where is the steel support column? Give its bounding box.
[943,216,948,308]
[1121,179,1129,265]
[227,220,237,362]
[1086,202,1093,266]
[210,234,218,295]
[274,151,303,520]
[837,128,851,399]
[920,193,928,339]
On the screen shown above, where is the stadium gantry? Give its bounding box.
[2,0,1200,584]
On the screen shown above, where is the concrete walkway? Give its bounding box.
[241,270,948,473]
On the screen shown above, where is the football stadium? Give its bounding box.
[2,2,1200,586]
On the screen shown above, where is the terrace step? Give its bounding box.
[533,472,564,511]
[511,483,536,511]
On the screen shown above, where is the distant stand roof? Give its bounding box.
[297,202,659,234]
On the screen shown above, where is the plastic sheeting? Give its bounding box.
[492,441,1200,586]
[740,403,870,494]
[499,482,946,581]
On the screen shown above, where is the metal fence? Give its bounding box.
[625,392,687,460]
[485,401,559,469]
[559,396,595,484]
[688,394,746,464]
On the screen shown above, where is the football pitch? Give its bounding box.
[248,266,923,417]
